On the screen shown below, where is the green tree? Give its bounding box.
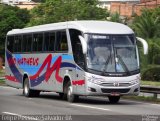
[110,12,122,23]
[132,8,160,39]
[0,4,30,57]
[28,0,109,26]
[148,38,160,64]
[132,8,160,79]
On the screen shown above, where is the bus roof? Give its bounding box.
[7,20,134,35]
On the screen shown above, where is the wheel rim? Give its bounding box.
[67,86,73,100]
[24,81,29,95]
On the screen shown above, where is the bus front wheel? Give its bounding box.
[23,78,40,97]
[108,96,120,104]
[67,82,79,102]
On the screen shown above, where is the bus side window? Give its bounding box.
[55,31,68,52]
[14,35,22,52]
[22,34,32,52]
[69,29,84,68]
[49,32,55,51]
[44,32,55,51]
[44,33,49,51]
[33,33,43,52]
[7,36,14,52]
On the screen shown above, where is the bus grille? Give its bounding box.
[100,83,131,87]
[101,88,130,93]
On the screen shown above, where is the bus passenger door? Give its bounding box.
[72,42,85,95]
[74,65,85,95]
[69,29,86,95]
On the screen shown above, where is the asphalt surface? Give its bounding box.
[0,86,160,121]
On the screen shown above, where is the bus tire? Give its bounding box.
[108,96,120,104]
[67,81,79,102]
[23,78,40,97]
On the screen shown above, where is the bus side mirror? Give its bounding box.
[136,37,148,55]
[78,35,87,54]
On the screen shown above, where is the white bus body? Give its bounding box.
[5,21,148,103]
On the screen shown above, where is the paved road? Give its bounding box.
[0,86,160,121]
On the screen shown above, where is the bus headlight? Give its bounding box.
[130,79,139,85]
[87,76,105,85]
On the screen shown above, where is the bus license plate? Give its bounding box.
[110,92,120,96]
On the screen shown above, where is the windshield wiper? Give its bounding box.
[116,55,130,75]
[101,55,111,76]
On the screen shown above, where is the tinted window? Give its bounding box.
[7,36,14,52]
[14,35,22,52]
[69,29,84,68]
[44,32,55,51]
[33,33,43,52]
[55,31,68,51]
[22,34,32,52]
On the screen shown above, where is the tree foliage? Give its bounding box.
[132,8,160,79]
[0,4,30,56]
[148,38,160,64]
[28,0,109,26]
[132,8,160,39]
[109,12,122,23]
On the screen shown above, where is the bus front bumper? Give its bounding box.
[85,81,140,96]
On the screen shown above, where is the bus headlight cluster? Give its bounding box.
[130,79,139,85]
[87,76,105,85]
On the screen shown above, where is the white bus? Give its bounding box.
[5,21,148,103]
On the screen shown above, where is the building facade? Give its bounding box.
[0,0,38,10]
[99,0,140,10]
[110,0,160,17]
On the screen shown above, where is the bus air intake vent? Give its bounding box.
[100,83,131,87]
[101,88,130,93]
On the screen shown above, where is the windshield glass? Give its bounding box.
[87,34,139,74]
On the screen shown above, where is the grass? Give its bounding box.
[141,80,160,87]
[0,79,6,86]
[0,69,4,77]
[123,95,160,104]
[0,69,5,85]
[0,79,5,84]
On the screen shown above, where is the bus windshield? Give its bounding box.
[86,34,139,74]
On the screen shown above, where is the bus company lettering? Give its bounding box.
[8,57,39,66]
